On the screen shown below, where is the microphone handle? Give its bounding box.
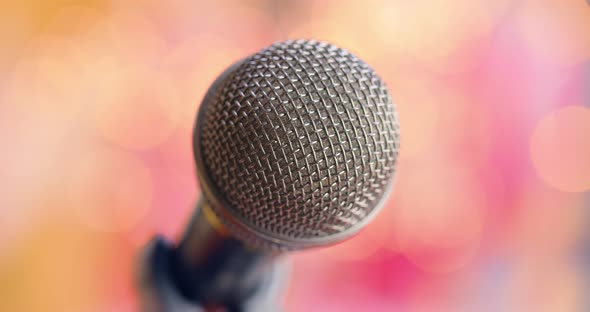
[137,200,288,311]
[173,199,280,303]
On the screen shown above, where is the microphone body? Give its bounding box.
[138,39,400,311]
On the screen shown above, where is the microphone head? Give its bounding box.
[194,40,399,250]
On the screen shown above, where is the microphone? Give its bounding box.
[138,39,400,311]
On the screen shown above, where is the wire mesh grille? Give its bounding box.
[200,40,399,241]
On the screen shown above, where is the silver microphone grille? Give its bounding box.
[195,40,400,250]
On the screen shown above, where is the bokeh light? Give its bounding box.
[309,0,511,73]
[92,71,182,150]
[0,34,86,253]
[65,146,153,233]
[508,262,585,312]
[394,79,440,160]
[163,34,247,130]
[393,160,485,273]
[0,220,107,312]
[512,180,586,260]
[517,0,590,66]
[530,105,590,192]
[68,7,183,150]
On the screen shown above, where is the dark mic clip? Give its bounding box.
[137,234,288,312]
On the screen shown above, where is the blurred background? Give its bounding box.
[1,0,589,311]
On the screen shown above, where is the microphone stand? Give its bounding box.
[136,218,288,312]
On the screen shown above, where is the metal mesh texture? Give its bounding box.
[199,40,399,242]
